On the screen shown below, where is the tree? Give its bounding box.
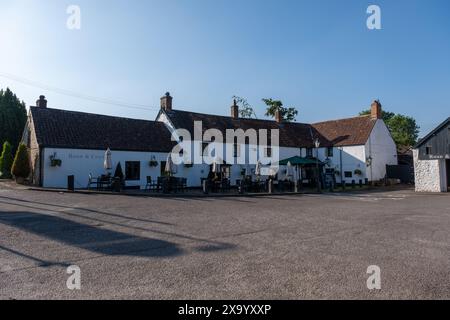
[11,143,30,182]
[0,88,27,153]
[262,98,298,122]
[0,141,14,179]
[386,114,420,147]
[359,109,420,147]
[232,96,257,119]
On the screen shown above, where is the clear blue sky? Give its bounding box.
[1,0,449,136]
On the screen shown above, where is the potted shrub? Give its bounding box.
[11,143,31,184]
[112,162,125,192]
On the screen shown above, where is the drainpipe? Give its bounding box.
[39,146,44,187]
[339,147,343,186]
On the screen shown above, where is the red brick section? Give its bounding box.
[231,100,239,119]
[371,100,382,120]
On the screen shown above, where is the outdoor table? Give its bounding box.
[97,175,112,191]
[251,180,266,193]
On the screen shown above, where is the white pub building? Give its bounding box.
[22,94,398,189]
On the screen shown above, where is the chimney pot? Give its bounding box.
[161,92,173,111]
[275,109,283,123]
[36,95,47,108]
[371,100,382,120]
[231,99,239,119]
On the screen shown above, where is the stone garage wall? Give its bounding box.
[413,149,446,192]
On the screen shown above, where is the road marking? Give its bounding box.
[305,193,406,202]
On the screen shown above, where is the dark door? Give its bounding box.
[446,160,450,192]
[160,161,166,177]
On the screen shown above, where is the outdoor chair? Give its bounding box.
[87,174,98,190]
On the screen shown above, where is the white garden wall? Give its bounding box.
[413,149,447,192]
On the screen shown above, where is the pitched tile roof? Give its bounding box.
[163,109,316,148]
[312,116,377,147]
[163,109,377,148]
[30,107,175,152]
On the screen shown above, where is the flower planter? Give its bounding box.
[50,159,62,167]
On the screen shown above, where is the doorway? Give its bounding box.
[446,160,450,192]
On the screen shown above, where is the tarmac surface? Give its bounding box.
[0,184,449,299]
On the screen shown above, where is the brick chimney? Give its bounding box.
[160,92,173,111]
[36,95,47,108]
[275,109,282,123]
[231,99,239,119]
[371,100,382,120]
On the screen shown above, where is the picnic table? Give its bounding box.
[87,174,120,191]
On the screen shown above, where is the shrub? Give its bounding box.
[11,143,31,181]
[114,162,124,180]
[0,141,13,179]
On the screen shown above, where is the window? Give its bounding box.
[326,147,333,157]
[344,171,353,178]
[425,146,432,155]
[265,147,272,158]
[125,161,140,181]
[306,148,313,157]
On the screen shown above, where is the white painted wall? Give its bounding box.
[42,148,168,189]
[157,112,397,185]
[321,145,367,183]
[365,120,398,181]
[413,149,447,192]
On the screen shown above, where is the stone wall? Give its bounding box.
[413,149,445,192]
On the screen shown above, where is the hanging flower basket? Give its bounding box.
[49,154,62,167]
[149,160,158,167]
